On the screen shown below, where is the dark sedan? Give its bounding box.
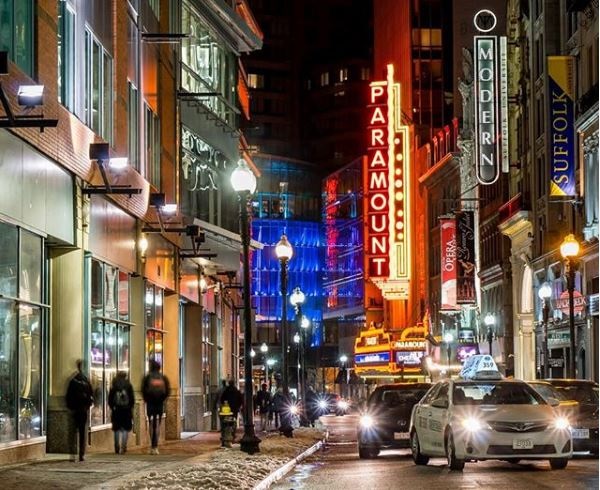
[357,382,431,459]
[545,379,599,455]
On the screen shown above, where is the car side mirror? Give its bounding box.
[547,397,560,407]
[431,397,449,409]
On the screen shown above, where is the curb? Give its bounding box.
[253,432,328,490]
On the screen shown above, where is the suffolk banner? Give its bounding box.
[456,211,476,304]
[548,56,576,197]
[440,217,458,310]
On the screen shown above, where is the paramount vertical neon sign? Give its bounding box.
[473,9,508,185]
[364,64,410,299]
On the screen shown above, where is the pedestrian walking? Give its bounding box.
[255,383,272,431]
[271,388,286,428]
[65,360,94,462]
[142,360,170,455]
[305,386,318,427]
[220,380,243,429]
[108,371,135,454]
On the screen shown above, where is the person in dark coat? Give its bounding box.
[220,380,243,426]
[108,371,135,454]
[305,386,319,427]
[142,360,170,455]
[66,360,94,462]
[255,383,272,431]
[271,388,286,428]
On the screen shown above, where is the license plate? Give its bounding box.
[394,432,410,440]
[571,428,590,439]
[512,439,533,450]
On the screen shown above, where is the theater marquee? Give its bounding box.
[364,64,411,299]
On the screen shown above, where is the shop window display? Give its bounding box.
[144,283,164,371]
[0,223,45,444]
[88,259,130,426]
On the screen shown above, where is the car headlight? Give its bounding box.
[360,415,374,428]
[338,400,349,410]
[461,417,485,432]
[553,417,570,430]
[318,400,328,409]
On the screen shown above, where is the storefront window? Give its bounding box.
[88,259,131,426]
[0,222,45,443]
[145,283,164,370]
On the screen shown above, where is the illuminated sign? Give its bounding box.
[473,10,508,185]
[355,352,390,364]
[440,217,458,309]
[395,351,424,366]
[394,340,426,350]
[364,64,411,298]
[548,56,576,197]
[456,211,476,304]
[457,345,478,362]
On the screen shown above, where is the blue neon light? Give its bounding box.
[355,352,390,364]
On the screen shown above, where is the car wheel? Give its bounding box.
[446,432,465,471]
[549,458,568,470]
[410,430,429,465]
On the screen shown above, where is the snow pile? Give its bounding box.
[120,428,324,490]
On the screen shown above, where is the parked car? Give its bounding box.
[409,356,572,471]
[357,383,431,459]
[544,379,599,455]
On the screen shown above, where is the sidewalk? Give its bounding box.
[0,427,325,490]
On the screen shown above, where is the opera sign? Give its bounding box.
[555,290,586,315]
[473,9,508,185]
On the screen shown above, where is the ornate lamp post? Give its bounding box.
[275,234,294,436]
[260,342,268,383]
[339,354,348,398]
[293,332,301,398]
[290,287,306,402]
[560,233,580,379]
[484,313,495,357]
[538,282,552,378]
[266,358,276,391]
[230,159,260,454]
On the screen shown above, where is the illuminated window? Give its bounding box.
[58,2,75,111]
[144,283,164,371]
[320,72,329,86]
[248,73,265,89]
[84,28,113,142]
[339,68,348,82]
[0,0,34,75]
[360,67,370,81]
[145,103,161,188]
[128,82,139,171]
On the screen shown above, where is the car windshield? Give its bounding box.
[530,383,566,401]
[371,388,429,407]
[552,385,599,405]
[453,382,546,405]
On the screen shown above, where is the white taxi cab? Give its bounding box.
[409,355,573,471]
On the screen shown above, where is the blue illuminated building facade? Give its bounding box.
[250,156,325,349]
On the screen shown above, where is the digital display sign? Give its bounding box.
[355,352,390,365]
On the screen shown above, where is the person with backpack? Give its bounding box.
[65,360,94,462]
[142,360,170,455]
[108,371,135,454]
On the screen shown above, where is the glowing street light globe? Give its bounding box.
[230,159,257,194]
[275,234,293,261]
[293,333,300,344]
[339,354,348,364]
[443,333,454,344]
[290,287,306,307]
[538,282,552,300]
[560,233,580,259]
[266,358,276,367]
[484,313,495,327]
[250,348,256,358]
[300,316,310,329]
[260,342,268,353]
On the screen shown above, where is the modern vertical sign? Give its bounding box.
[548,56,576,197]
[473,9,508,185]
[440,217,458,310]
[364,64,411,298]
[456,211,476,304]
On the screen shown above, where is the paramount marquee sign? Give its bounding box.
[363,64,411,299]
[473,9,508,185]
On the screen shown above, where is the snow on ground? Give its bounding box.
[119,428,324,490]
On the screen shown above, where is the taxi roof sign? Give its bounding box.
[460,354,502,380]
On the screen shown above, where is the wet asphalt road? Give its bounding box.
[273,414,599,490]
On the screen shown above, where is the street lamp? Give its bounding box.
[538,282,552,378]
[260,342,268,383]
[443,333,454,369]
[275,234,294,437]
[560,233,580,379]
[289,287,306,405]
[230,159,260,454]
[484,313,495,357]
[266,358,276,391]
[339,355,349,397]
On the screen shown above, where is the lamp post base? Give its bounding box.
[240,426,261,454]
